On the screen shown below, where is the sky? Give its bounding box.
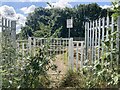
[0,0,112,33]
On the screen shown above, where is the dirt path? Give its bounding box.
[48,54,68,74]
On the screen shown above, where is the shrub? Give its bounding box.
[2,43,58,88]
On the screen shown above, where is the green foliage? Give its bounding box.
[112,1,120,20]
[19,3,107,39]
[1,25,59,88]
[81,2,120,87]
[19,47,57,88]
[82,61,119,88]
[81,21,120,88]
[2,45,58,88]
[19,7,62,39]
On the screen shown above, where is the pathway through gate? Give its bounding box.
[16,37,85,72]
[17,37,70,74]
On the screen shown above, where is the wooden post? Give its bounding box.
[98,18,101,62]
[65,39,68,60]
[68,38,74,70]
[60,38,61,55]
[89,22,92,61]
[11,21,16,48]
[80,42,84,69]
[92,21,95,64]
[106,16,109,40]
[111,16,114,67]
[90,22,92,49]
[71,38,74,70]
[4,19,7,47]
[0,16,2,90]
[101,17,105,66]
[76,42,78,70]
[95,20,98,61]
[85,22,88,62]
[117,16,120,65]
[68,38,71,69]
[106,16,109,62]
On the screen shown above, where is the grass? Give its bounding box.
[56,51,68,65]
[59,70,85,88]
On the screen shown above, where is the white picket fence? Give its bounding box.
[85,16,120,66]
[0,17,16,48]
[17,37,70,66]
[72,41,85,69]
[16,40,28,56]
[16,37,85,70]
[28,37,70,56]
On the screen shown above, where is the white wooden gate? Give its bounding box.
[85,16,120,66]
[17,37,71,71]
[16,37,85,70]
[28,37,70,57]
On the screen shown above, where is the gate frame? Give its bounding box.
[85,15,120,66]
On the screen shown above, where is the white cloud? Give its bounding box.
[16,24,22,34]
[0,5,26,34]
[16,14,26,34]
[100,5,112,9]
[0,5,17,20]
[20,5,36,14]
[16,14,26,26]
[45,0,72,9]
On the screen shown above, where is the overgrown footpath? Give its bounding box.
[1,1,120,89]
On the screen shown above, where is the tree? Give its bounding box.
[20,3,107,39]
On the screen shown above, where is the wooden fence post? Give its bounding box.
[92,21,95,64]
[110,16,114,67]
[76,42,79,70]
[68,38,74,70]
[101,17,105,66]
[95,20,98,61]
[0,16,2,90]
[11,20,16,48]
[98,18,101,62]
[85,22,88,62]
[80,41,84,69]
[0,18,4,89]
[117,16,120,65]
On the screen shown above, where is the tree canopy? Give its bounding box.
[19,3,107,39]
